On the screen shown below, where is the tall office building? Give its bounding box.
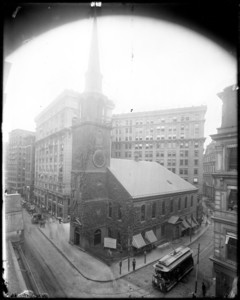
[34,90,81,222]
[6,129,35,196]
[203,140,217,201]
[210,84,237,297]
[111,106,207,193]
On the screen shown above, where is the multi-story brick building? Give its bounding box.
[69,15,199,259]
[111,106,207,193]
[6,129,35,196]
[209,84,237,297]
[34,89,81,222]
[23,134,35,201]
[203,141,217,201]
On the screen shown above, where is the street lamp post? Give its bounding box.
[195,243,200,294]
[190,217,192,243]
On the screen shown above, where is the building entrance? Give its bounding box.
[94,229,101,245]
[74,227,80,245]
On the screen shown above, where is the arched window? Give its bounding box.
[170,198,174,213]
[108,228,112,238]
[162,201,165,215]
[118,204,122,220]
[141,205,146,221]
[152,202,156,218]
[108,202,112,218]
[185,196,188,208]
[178,198,181,210]
[191,195,193,207]
[94,229,101,245]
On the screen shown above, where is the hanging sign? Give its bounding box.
[104,237,117,249]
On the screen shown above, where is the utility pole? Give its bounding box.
[190,217,192,243]
[127,226,130,271]
[195,243,200,294]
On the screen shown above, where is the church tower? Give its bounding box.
[70,12,114,249]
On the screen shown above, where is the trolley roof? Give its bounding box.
[153,246,193,272]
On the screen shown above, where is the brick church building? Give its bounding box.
[69,14,199,256]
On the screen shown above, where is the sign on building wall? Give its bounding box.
[104,237,117,249]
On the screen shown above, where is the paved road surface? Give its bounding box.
[22,209,148,297]
[124,222,214,298]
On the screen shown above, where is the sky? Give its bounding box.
[3,15,237,147]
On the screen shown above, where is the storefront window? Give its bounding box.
[226,235,237,262]
[227,188,237,211]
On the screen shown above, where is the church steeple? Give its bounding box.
[84,12,102,93]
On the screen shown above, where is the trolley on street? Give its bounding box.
[152,246,194,293]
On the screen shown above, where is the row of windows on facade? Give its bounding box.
[203,154,216,163]
[36,172,63,182]
[36,144,64,156]
[203,165,215,173]
[115,134,200,141]
[113,114,202,126]
[36,164,63,172]
[108,196,195,221]
[115,124,200,134]
[35,182,63,192]
[115,141,200,149]
[121,143,200,155]
[35,195,66,205]
[36,154,64,164]
[121,151,198,163]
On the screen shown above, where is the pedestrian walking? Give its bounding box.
[144,250,147,264]
[202,281,206,297]
[119,260,122,275]
[132,258,136,271]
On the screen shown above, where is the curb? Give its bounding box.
[37,228,114,283]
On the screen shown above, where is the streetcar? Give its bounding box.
[152,246,194,293]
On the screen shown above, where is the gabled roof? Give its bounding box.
[109,159,197,199]
[168,216,182,224]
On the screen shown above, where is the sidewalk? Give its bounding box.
[38,216,211,283]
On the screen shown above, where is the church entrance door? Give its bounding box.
[74,227,80,245]
[94,229,101,245]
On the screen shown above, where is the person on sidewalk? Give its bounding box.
[132,258,136,271]
[144,250,147,264]
[202,281,206,297]
[119,260,122,275]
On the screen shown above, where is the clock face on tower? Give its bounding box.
[93,149,106,168]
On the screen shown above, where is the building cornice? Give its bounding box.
[132,189,198,202]
[112,105,207,118]
[209,255,237,273]
[211,216,237,226]
[212,172,237,178]
[35,127,71,144]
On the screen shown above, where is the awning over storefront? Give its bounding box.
[132,233,147,249]
[181,219,190,230]
[168,215,182,224]
[186,217,197,228]
[145,230,157,244]
[192,216,199,226]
